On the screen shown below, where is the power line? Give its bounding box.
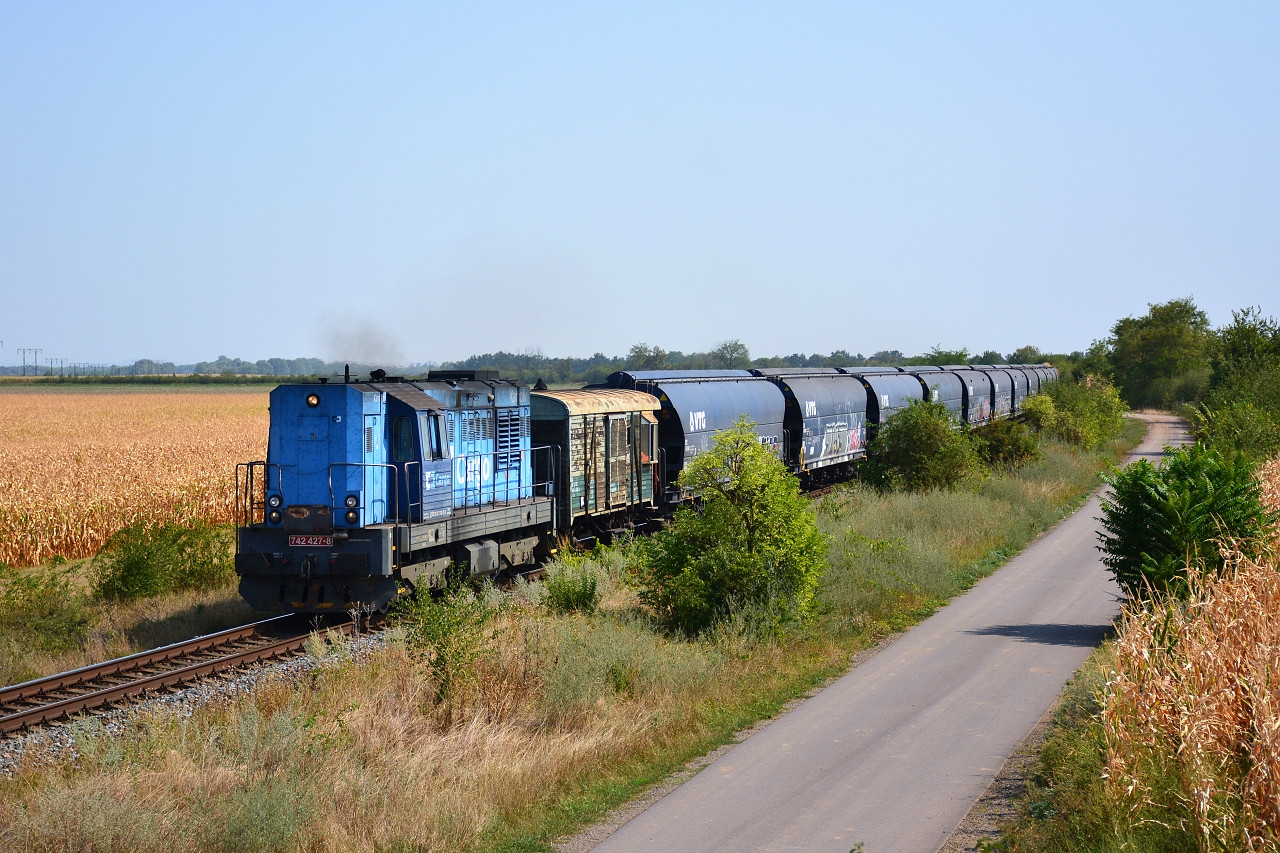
[17,348,40,376]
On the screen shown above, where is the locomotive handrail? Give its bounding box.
[327,461,404,522]
[451,444,555,511]
[235,461,281,527]
[328,461,404,570]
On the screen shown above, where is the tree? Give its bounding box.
[923,345,970,365]
[1007,345,1044,363]
[1193,306,1280,462]
[867,350,904,366]
[1072,339,1113,382]
[1209,306,1280,386]
[634,418,826,634]
[1108,297,1211,409]
[1204,306,1280,412]
[825,349,855,367]
[708,339,751,370]
[627,343,668,370]
[515,346,545,377]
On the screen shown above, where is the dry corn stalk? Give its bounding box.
[1102,545,1280,851]
[0,390,268,566]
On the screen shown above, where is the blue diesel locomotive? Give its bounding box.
[235,363,1056,613]
[235,370,556,612]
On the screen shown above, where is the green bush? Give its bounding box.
[633,418,826,635]
[0,568,90,653]
[1148,366,1211,410]
[543,560,601,614]
[866,399,983,491]
[1021,393,1058,434]
[1098,443,1276,599]
[391,579,494,704]
[1190,399,1280,466]
[972,417,1040,469]
[1040,377,1127,449]
[91,520,234,602]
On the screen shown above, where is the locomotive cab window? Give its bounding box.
[419,413,445,459]
[392,416,416,462]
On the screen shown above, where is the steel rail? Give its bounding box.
[0,615,348,734]
[0,615,296,707]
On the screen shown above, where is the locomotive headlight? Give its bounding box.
[267,494,282,508]
[344,494,359,508]
[268,509,283,524]
[306,393,320,408]
[344,509,359,524]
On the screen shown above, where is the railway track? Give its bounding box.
[0,614,352,735]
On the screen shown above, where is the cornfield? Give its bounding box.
[1101,455,1280,852]
[0,389,268,567]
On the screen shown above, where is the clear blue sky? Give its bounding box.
[2,2,1277,367]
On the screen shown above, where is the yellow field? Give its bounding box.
[0,388,269,567]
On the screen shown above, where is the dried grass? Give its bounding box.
[0,609,717,853]
[0,389,267,566]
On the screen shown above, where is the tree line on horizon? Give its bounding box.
[0,342,1059,383]
[437,340,1055,386]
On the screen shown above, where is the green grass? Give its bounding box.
[0,532,252,688]
[818,426,1141,635]
[995,645,1198,853]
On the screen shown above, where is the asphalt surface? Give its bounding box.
[586,414,1188,853]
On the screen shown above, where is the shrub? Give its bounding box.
[1040,376,1127,449]
[972,417,1040,469]
[543,560,601,614]
[1098,443,1276,599]
[633,418,826,635]
[391,579,494,705]
[867,399,983,492]
[214,778,314,853]
[91,520,234,602]
[0,568,90,653]
[1190,399,1280,467]
[1021,393,1058,434]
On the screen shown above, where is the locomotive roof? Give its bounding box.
[355,383,438,411]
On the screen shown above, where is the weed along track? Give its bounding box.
[0,614,354,735]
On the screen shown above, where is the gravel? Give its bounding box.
[0,628,390,777]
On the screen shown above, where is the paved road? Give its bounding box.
[589,414,1188,853]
